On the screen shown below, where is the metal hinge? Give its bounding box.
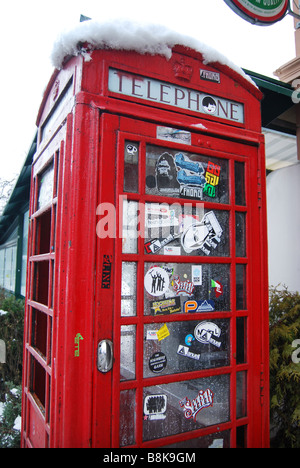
[257,170,262,208]
[260,364,264,405]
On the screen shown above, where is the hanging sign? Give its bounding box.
[224,0,289,25]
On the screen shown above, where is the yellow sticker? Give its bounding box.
[157,324,170,341]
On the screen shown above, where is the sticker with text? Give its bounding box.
[150,297,181,315]
[194,321,222,348]
[184,299,215,313]
[179,388,214,420]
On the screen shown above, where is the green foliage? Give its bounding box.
[269,286,300,448]
[0,382,22,448]
[0,289,24,399]
[0,289,24,447]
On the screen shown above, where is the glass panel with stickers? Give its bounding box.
[145,144,229,204]
[120,134,248,447]
[143,374,230,442]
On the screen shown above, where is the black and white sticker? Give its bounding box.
[194,321,222,348]
[144,394,167,421]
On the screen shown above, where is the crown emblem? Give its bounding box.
[173,59,193,82]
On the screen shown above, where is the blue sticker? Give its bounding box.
[185,334,195,346]
[184,299,215,313]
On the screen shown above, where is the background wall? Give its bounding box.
[267,162,300,292]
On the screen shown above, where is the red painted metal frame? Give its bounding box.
[21,46,269,448]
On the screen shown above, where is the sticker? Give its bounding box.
[211,279,223,297]
[156,152,180,194]
[200,69,220,83]
[157,126,191,145]
[150,297,181,315]
[179,389,214,420]
[172,275,195,296]
[144,234,179,254]
[179,214,200,232]
[144,266,170,297]
[180,211,223,255]
[145,211,223,256]
[74,333,83,357]
[145,204,178,228]
[192,265,202,286]
[101,255,112,289]
[164,246,181,256]
[126,143,138,155]
[157,324,170,341]
[146,330,158,340]
[175,153,207,200]
[204,161,221,198]
[202,96,217,115]
[184,299,215,313]
[194,321,222,348]
[209,439,224,449]
[177,344,200,361]
[144,394,167,420]
[149,352,167,373]
[185,334,195,346]
[175,153,205,177]
[146,217,178,228]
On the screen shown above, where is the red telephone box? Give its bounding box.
[21,34,269,448]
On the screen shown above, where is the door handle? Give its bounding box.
[97,339,113,373]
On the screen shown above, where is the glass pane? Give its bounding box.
[122,200,139,254]
[144,319,230,378]
[51,206,56,253]
[50,260,55,309]
[31,308,47,358]
[143,374,230,441]
[119,389,136,446]
[236,425,247,448]
[121,262,137,316]
[236,264,247,310]
[46,375,51,423]
[146,145,229,204]
[120,325,136,381]
[53,149,60,198]
[144,202,229,257]
[235,161,245,206]
[236,317,247,364]
[21,211,29,296]
[0,249,4,287]
[236,371,247,419]
[235,212,246,257]
[4,246,16,292]
[48,316,53,364]
[124,141,139,193]
[144,262,230,315]
[33,261,49,305]
[38,162,54,210]
[30,356,46,409]
[35,210,51,255]
[164,430,231,448]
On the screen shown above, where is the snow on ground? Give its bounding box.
[51,18,253,84]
